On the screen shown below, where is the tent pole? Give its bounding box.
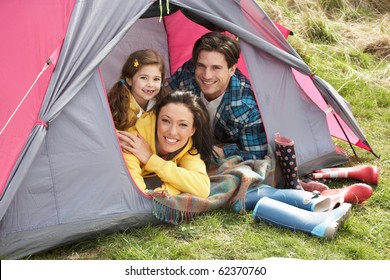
[331,112,358,159]
[370,150,381,159]
[331,110,380,159]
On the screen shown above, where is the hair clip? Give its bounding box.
[120,79,125,84]
[133,59,139,68]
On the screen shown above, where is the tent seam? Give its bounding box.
[45,134,61,225]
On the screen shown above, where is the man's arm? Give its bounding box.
[165,60,198,93]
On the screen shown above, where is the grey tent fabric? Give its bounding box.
[100,17,171,92]
[312,76,369,145]
[0,72,160,258]
[0,0,157,221]
[0,0,159,259]
[173,0,309,70]
[1,0,370,259]
[0,71,158,259]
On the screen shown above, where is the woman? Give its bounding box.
[108,49,167,131]
[117,91,214,198]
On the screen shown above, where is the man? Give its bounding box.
[166,32,268,160]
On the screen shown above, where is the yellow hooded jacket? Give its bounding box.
[123,111,211,198]
[127,93,156,127]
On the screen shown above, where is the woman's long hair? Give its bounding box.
[108,49,167,131]
[154,90,216,167]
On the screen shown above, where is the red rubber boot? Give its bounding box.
[321,183,373,204]
[299,178,329,193]
[310,165,379,185]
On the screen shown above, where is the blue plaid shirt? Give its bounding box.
[167,60,268,160]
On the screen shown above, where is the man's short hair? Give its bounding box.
[192,32,241,68]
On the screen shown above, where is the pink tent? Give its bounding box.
[0,0,74,197]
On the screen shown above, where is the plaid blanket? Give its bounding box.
[151,145,276,225]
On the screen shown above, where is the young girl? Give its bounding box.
[117,91,215,198]
[108,49,167,130]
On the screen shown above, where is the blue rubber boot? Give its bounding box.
[243,184,331,212]
[252,197,352,239]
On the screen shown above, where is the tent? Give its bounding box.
[0,0,375,259]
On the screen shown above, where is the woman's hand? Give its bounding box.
[116,130,133,153]
[213,145,225,158]
[117,131,152,164]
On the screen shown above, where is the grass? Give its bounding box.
[24,0,389,260]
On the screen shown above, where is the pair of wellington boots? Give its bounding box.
[240,184,351,239]
[242,183,372,211]
[242,184,331,212]
[253,196,352,239]
[274,133,374,207]
[275,132,379,188]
